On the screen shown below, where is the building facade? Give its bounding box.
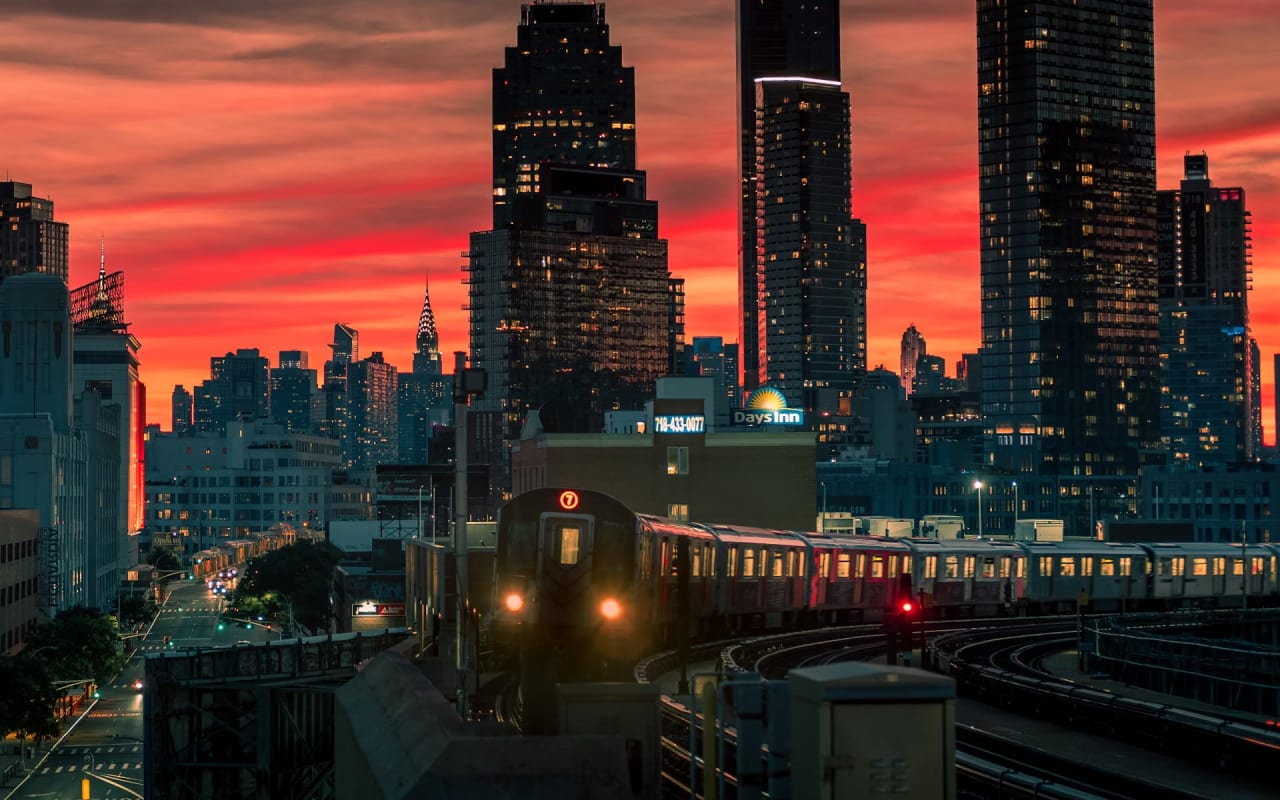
[0,181,69,284]
[270,350,318,435]
[0,509,40,654]
[978,0,1159,483]
[737,0,842,396]
[346,352,398,470]
[470,3,679,478]
[194,348,270,434]
[1157,153,1254,465]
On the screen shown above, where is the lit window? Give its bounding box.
[666,446,689,475]
[557,526,581,566]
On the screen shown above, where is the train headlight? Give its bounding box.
[504,593,525,613]
[600,598,622,621]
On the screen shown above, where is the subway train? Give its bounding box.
[490,488,1280,697]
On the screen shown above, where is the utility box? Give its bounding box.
[558,682,661,800]
[789,663,955,800]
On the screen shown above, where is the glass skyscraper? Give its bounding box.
[470,2,679,457]
[978,0,1159,482]
[0,181,69,284]
[737,1,842,395]
[738,0,866,420]
[1158,154,1253,465]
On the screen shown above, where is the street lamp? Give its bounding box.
[973,480,984,539]
[1012,480,1019,529]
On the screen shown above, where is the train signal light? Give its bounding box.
[504,593,524,612]
[900,599,915,615]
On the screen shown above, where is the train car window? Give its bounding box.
[888,556,898,579]
[925,556,937,579]
[660,540,672,577]
[743,548,756,578]
[1190,558,1207,577]
[901,555,911,575]
[855,554,866,579]
[760,549,767,576]
[963,556,975,579]
[1212,557,1225,576]
[1081,557,1092,577]
[981,557,996,579]
[557,525,582,566]
[1252,556,1263,576]
[999,556,1010,578]
[785,551,795,577]
[1100,557,1115,577]
[943,556,959,580]
[705,544,716,577]
[1171,558,1186,577]
[727,547,738,577]
[1016,557,1025,579]
[1059,557,1075,577]
[1120,557,1132,577]
[797,552,806,577]
[1039,556,1053,577]
[691,546,703,577]
[819,552,831,579]
[1232,558,1243,576]
[772,551,784,578]
[870,555,884,579]
[837,553,851,579]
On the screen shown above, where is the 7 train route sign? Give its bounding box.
[558,490,580,510]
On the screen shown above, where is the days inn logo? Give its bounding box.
[733,387,804,426]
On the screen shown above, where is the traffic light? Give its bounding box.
[217,621,226,631]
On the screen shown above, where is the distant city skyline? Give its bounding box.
[2,1,1276,436]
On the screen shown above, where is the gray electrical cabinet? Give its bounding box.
[789,663,955,799]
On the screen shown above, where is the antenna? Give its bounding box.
[99,235,107,280]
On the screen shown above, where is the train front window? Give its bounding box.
[557,525,582,566]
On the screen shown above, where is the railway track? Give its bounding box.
[638,620,1265,799]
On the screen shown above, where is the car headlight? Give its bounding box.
[504,592,524,612]
[600,598,622,621]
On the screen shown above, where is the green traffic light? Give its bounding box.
[217,623,226,631]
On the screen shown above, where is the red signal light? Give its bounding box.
[900,600,914,614]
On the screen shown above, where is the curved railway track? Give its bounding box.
[634,618,1273,799]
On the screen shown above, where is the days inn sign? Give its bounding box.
[733,387,804,427]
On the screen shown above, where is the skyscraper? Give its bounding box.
[738,1,867,420]
[0,181,69,284]
[270,350,317,434]
[978,0,1158,481]
[900,325,926,397]
[1158,154,1253,465]
[346,352,398,469]
[489,2,635,229]
[172,385,193,435]
[470,2,679,453]
[194,349,270,434]
[737,0,842,396]
[399,279,452,463]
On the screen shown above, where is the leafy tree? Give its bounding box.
[232,541,342,633]
[0,655,59,743]
[145,548,181,572]
[25,607,127,686]
[116,593,157,627]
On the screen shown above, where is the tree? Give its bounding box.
[25,607,127,686]
[0,655,59,744]
[116,593,157,628]
[232,541,343,632]
[145,548,181,572]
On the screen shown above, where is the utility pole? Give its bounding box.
[452,352,486,719]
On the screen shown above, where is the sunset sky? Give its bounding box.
[4,1,1278,438]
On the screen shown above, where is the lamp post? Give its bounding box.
[973,480,984,539]
[1012,480,1019,529]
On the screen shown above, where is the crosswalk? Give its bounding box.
[39,746,144,775]
[39,762,143,774]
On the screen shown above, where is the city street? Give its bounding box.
[5,571,274,800]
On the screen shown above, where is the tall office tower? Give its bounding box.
[489,2,635,228]
[71,259,145,603]
[1158,153,1253,465]
[194,348,270,434]
[320,323,358,450]
[0,181,69,284]
[754,77,867,417]
[901,325,926,397]
[346,352,398,469]
[1250,339,1262,455]
[470,2,678,452]
[737,0,842,395]
[171,386,193,435]
[978,0,1158,479]
[399,280,452,463]
[270,350,318,434]
[691,336,741,412]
